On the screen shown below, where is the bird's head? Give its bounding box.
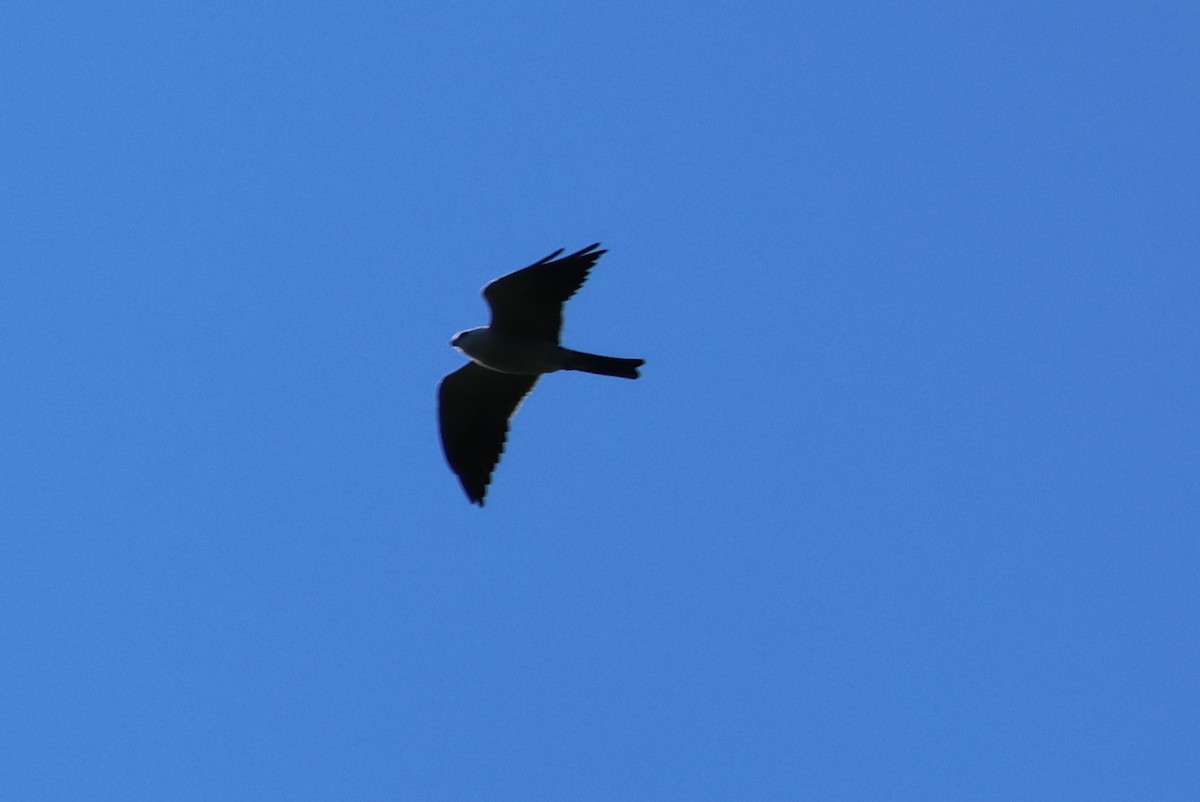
[450,328,485,349]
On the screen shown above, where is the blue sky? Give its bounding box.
[2,1,1197,798]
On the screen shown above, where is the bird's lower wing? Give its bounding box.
[437,362,538,506]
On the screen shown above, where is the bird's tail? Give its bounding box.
[562,349,645,379]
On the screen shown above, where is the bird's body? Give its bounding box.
[452,328,567,375]
[437,243,644,506]
[453,327,644,379]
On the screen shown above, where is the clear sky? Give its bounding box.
[2,1,1197,799]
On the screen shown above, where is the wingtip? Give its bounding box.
[535,248,566,265]
[531,242,605,267]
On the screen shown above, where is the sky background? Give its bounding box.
[2,1,1197,799]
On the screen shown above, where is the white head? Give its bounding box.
[450,327,487,350]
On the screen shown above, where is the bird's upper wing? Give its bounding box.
[437,362,539,506]
[482,243,606,343]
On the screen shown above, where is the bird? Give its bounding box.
[437,243,645,506]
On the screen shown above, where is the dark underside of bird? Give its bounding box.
[437,243,644,506]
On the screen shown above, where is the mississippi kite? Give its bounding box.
[437,243,644,506]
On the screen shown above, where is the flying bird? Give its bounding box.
[437,243,644,506]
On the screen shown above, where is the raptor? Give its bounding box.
[437,243,644,506]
